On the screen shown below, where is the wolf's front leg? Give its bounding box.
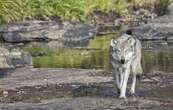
[112,70,120,93]
[119,65,130,98]
[115,73,120,89]
[130,74,136,94]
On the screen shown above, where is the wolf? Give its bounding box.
[109,30,143,98]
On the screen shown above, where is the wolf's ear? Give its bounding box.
[128,38,135,46]
[110,39,117,47]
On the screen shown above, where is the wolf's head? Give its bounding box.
[110,35,136,64]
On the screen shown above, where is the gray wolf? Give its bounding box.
[109,31,143,98]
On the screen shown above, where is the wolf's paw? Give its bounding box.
[129,89,135,95]
[119,95,126,99]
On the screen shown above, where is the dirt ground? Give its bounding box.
[0,67,172,110]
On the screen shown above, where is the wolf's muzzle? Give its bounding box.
[120,59,125,64]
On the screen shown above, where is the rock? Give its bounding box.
[0,46,32,69]
[90,11,121,35]
[2,91,8,97]
[0,21,97,47]
[0,46,12,68]
[130,15,173,41]
[62,21,97,47]
[166,1,173,15]
[9,48,33,67]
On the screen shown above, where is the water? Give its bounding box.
[29,37,173,73]
[142,41,173,73]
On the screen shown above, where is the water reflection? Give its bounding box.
[32,41,173,73]
[142,41,173,73]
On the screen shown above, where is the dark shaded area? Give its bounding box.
[0,69,13,78]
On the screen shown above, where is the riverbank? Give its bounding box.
[0,67,172,109]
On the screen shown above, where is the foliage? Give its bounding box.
[154,0,171,16]
[24,0,129,20]
[128,0,171,15]
[0,0,129,23]
[0,0,171,23]
[0,0,25,24]
[84,0,128,17]
[23,0,86,20]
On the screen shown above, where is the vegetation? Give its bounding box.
[0,0,171,24]
[0,0,128,23]
[0,0,24,24]
[0,0,170,24]
[24,0,86,20]
[154,0,171,15]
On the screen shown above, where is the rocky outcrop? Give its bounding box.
[129,1,173,41]
[90,11,121,35]
[130,15,173,42]
[0,21,96,46]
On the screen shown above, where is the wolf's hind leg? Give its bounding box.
[130,74,136,94]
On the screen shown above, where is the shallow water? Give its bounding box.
[30,38,173,73]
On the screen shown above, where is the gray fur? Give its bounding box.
[109,33,143,98]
